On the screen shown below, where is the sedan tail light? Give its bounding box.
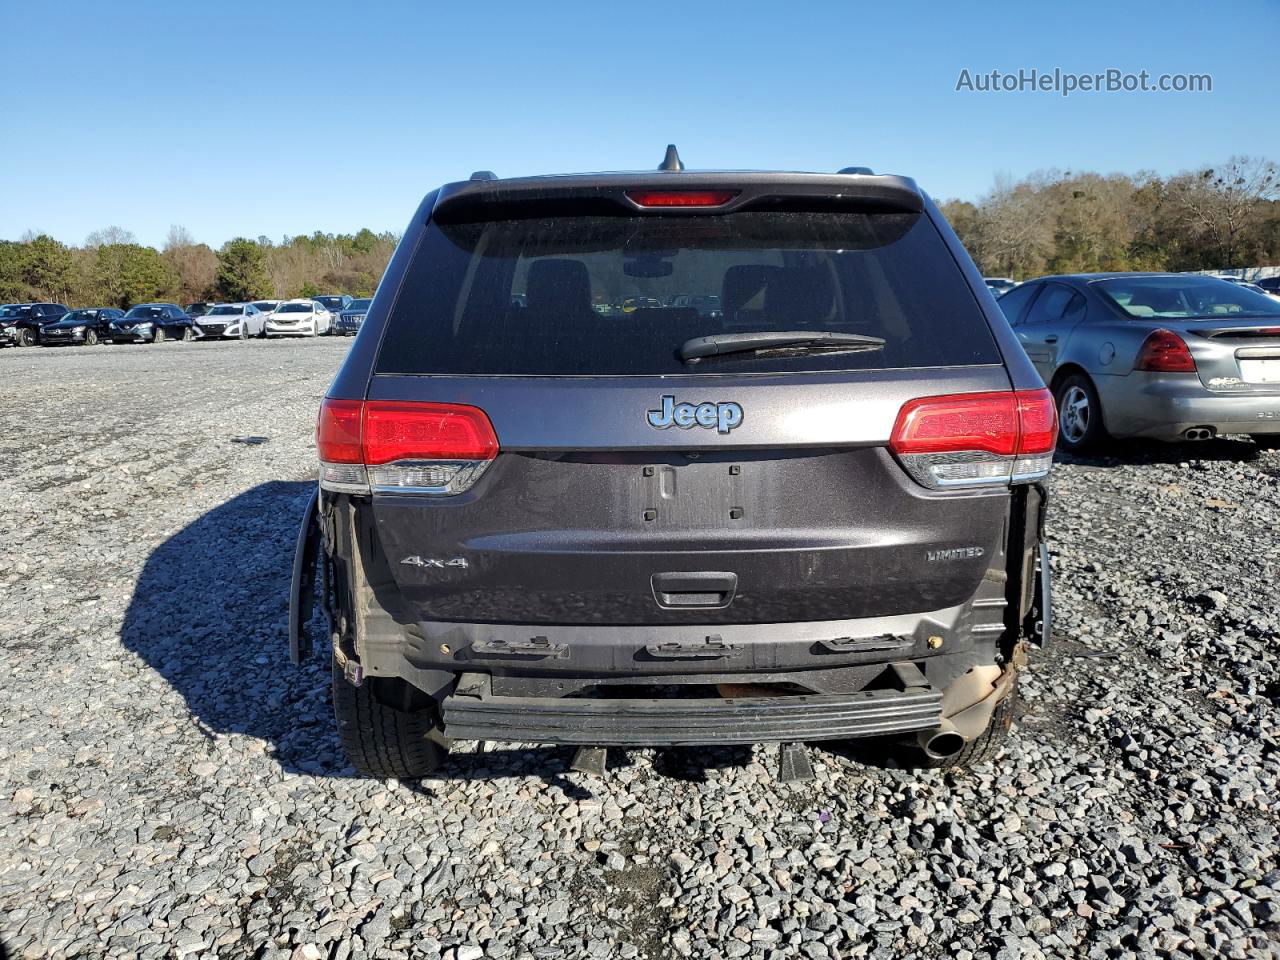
[317,399,498,495]
[890,389,1057,489]
[1136,328,1197,372]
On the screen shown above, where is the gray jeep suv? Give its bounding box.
[290,150,1056,781]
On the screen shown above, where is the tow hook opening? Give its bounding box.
[917,720,966,760]
[1182,426,1215,441]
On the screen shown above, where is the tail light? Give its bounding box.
[1136,329,1197,372]
[317,399,498,495]
[890,389,1057,489]
[626,190,738,208]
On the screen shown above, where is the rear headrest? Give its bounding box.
[765,266,836,325]
[721,265,779,320]
[1128,287,1183,312]
[526,259,592,313]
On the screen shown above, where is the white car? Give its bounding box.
[252,299,281,317]
[984,277,1018,297]
[265,299,332,337]
[198,303,267,339]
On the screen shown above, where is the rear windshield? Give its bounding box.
[376,210,1000,376]
[1096,276,1280,320]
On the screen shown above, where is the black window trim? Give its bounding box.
[999,282,1042,327]
[1022,281,1077,325]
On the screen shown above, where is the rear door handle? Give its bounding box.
[651,571,737,608]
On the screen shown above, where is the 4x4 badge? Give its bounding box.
[647,395,744,434]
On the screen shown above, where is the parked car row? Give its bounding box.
[0,294,370,347]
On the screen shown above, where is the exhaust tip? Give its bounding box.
[918,724,966,760]
[1183,427,1216,441]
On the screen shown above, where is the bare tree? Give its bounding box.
[85,226,137,249]
[1173,156,1279,267]
[163,225,196,253]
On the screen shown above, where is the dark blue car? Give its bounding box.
[108,304,200,343]
[39,307,126,346]
[335,298,372,336]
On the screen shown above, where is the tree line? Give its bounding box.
[940,155,1279,279]
[0,226,399,307]
[2,155,1276,306]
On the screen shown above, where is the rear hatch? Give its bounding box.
[360,177,1018,626]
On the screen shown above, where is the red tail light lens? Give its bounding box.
[363,402,498,464]
[316,398,364,464]
[1015,389,1058,454]
[890,389,1057,488]
[316,399,499,495]
[890,392,1021,456]
[626,190,738,208]
[1136,329,1197,373]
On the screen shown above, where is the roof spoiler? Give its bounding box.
[433,171,923,220]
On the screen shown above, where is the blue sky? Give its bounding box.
[2,0,1276,249]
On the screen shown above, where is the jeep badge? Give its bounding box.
[646,395,744,434]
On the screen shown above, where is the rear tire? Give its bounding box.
[16,328,34,347]
[1053,373,1107,453]
[154,327,167,344]
[332,659,447,779]
[182,327,194,342]
[917,681,1019,770]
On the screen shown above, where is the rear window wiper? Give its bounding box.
[679,330,886,362]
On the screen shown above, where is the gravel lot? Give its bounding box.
[0,339,1277,960]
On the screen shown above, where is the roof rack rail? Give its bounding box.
[838,166,875,175]
[469,170,498,181]
[658,144,684,172]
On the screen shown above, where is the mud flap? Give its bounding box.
[288,489,321,664]
[1031,541,1052,649]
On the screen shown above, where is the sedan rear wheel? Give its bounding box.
[154,327,167,344]
[182,327,194,342]
[1054,373,1107,453]
[16,328,34,347]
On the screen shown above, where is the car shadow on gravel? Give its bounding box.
[121,482,666,793]
[121,481,347,777]
[1056,435,1262,468]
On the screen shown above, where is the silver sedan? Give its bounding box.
[997,273,1280,451]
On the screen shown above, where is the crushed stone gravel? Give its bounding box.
[0,339,1276,959]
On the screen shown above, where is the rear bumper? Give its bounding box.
[1099,372,1280,438]
[441,671,942,745]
